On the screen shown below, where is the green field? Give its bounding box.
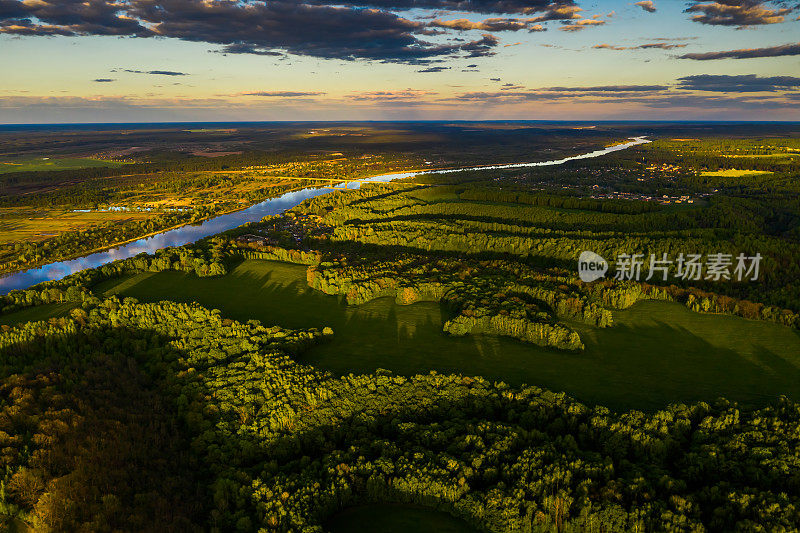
[91,259,800,411]
[699,169,773,177]
[0,302,74,326]
[325,505,476,533]
[0,157,128,174]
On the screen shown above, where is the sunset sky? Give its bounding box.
[1,0,799,123]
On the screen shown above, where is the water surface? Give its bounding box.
[0,137,649,294]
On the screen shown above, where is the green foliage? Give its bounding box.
[2,298,800,531]
[2,129,800,531]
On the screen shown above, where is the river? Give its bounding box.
[0,136,649,293]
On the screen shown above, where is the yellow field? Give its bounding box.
[699,169,773,177]
[0,208,154,245]
[722,153,798,158]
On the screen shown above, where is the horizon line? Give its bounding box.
[3,119,800,128]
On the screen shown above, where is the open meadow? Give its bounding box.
[0,157,129,174]
[95,259,800,411]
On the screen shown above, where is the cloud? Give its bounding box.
[638,43,687,49]
[559,18,605,31]
[304,0,575,15]
[0,0,587,63]
[418,66,451,72]
[428,17,544,32]
[345,89,435,101]
[635,1,657,13]
[214,43,284,56]
[676,74,800,92]
[243,91,326,97]
[0,0,151,36]
[93,78,115,83]
[455,85,670,101]
[119,69,189,76]
[593,44,626,50]
[546,85,669,92]
[593,42,688,50]
[525,4,583,21]
[685,1,794,27]
[444,88,799,115]
[3,89,798,122]
[458,33,500,57]
[679,42,800,59]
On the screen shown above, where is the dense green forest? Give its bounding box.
[2,297,799,531]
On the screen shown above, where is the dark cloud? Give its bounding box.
[93,78,115,82]
[3,0,580,62]
[676,74,800,92]
[637,43,686,49]
[0,0,27,19]
[635,1,657,13]
[685,1,794,27]
[120,69,189,76]
[215,44,284,56]
[459,33,499,57]
[303,0,574,15]
[679,42,800,60]
[0,0,151,36]
[418,66,452,72]
[243,91,326,97]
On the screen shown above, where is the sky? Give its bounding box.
[1,0,799,123]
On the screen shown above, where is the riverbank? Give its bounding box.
[0,181,318,277]
[0,138,648,294]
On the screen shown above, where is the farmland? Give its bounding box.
[0,157,129,174]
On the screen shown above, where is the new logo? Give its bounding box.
[578,251,608,282]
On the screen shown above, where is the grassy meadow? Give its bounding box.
[0,302,74,326]
[0,157,129,174]
[94,259,800,411]
[0,208,156,245]
[699,169,773,177]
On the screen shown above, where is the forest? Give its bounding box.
[1,296,799,532]
[1,125,800,531]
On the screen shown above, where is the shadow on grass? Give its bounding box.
[92,261,800,412]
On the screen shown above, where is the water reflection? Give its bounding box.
[0,137,649,294]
